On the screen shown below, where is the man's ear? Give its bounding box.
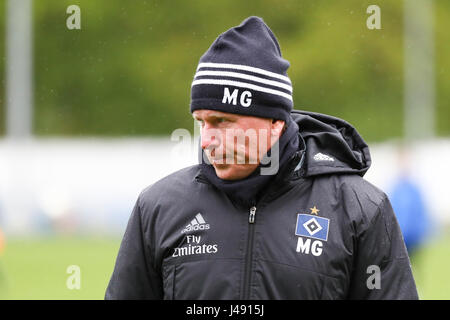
[271,119,285,137]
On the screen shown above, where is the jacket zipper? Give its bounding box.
[242,206,257,299]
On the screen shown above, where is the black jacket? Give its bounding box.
[105,110,419,300]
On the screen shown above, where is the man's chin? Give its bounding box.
[212,163,256,181]
[212,164,234,180]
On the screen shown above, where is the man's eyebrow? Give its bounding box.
[192,114,206,121]
[193,113,235,120]
[208,113,236,119]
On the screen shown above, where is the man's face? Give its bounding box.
[192,109,285,180]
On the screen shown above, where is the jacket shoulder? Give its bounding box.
[137,165,201,207]
[338,174,386,205]
[316,174,389,229]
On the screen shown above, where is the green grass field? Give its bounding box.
[410,233,450,299]
[0,234,449,300]
[0,236,121,300]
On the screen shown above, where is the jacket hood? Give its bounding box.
[292,109,371,177]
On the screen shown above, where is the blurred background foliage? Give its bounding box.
[0,0,449,141]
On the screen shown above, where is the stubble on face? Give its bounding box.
[193,110,284,180]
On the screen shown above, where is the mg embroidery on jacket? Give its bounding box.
[295,207,330,257]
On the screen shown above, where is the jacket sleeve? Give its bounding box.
[347,195,419,299]
[105,195,163,299]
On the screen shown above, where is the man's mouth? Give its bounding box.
[208,152,239,164]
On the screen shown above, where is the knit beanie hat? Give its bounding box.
[190,16,293,122]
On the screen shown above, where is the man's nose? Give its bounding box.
[201,126,221,150]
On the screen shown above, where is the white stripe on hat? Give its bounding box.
[192,78,293,101]
[194,70,292,93]
[197,62,291,84]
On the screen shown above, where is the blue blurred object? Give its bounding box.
[389,175,430,255]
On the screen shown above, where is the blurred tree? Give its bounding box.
[435,0,450,138]
[0,1,5,135]
[0,0,449,140]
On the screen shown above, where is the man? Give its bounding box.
[105,16,418,300]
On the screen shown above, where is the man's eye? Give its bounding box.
[217,118,227,123]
